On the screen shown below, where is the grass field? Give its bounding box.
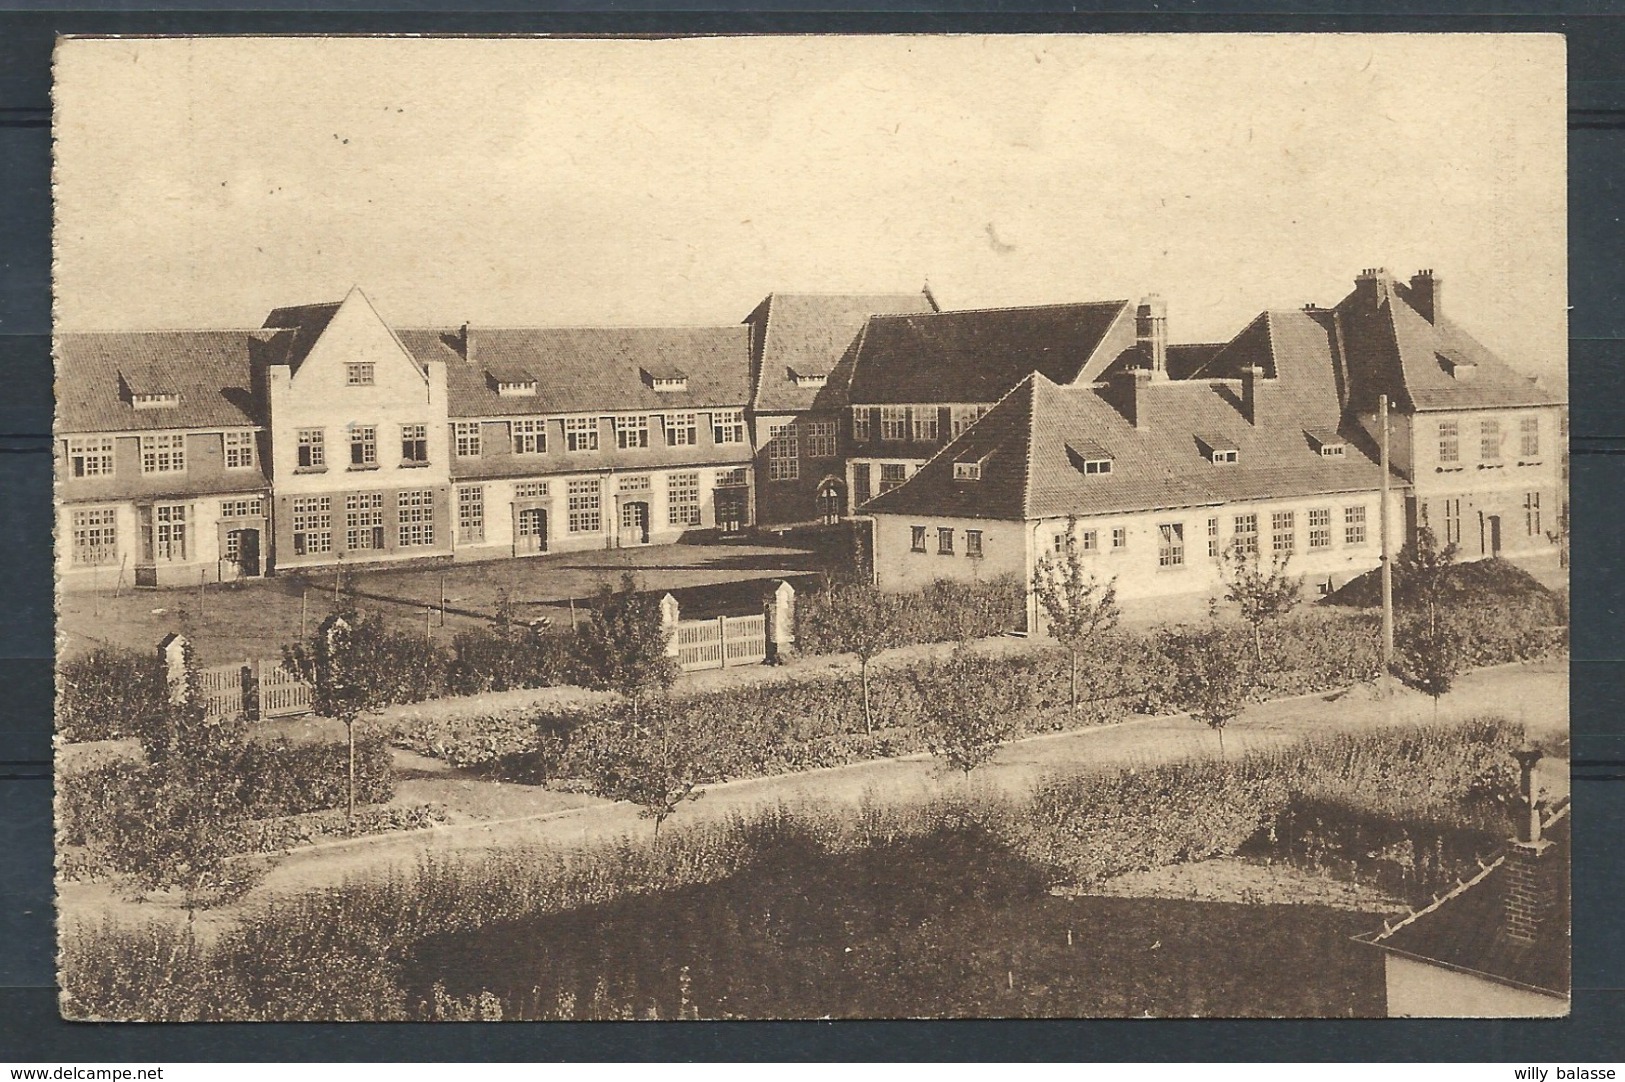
[57,540,822,666]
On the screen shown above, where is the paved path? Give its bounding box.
[58,658,1566,932]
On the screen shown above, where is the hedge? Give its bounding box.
[58,648,168,743]
[794,575,1025,656]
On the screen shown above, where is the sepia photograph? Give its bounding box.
[51,32,1569,1020]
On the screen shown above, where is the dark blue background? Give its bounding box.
[2,6,1621,1060]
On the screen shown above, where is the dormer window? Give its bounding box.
[1082,457,1113,475]
[641,366,689,392]
[788,367,828,389]
[1438,351,1477,382]
[1197,434,1239,464]
[953,460,983,482]
[487,364,538,397]
[1067,441,1114,476]
[131,393,179,410]
[1307,428,1346,457]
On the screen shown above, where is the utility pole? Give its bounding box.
[1379,393,1395,685]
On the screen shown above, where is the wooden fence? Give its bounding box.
[196,659,314,720]
[674,614,767,672]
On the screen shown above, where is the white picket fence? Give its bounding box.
[674,614,768,672]
[196,659,314,720]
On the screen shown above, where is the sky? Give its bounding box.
[53,34,1567,383]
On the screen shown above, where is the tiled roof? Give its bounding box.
[1357,804,1570,1000]
[864,370,1393,522]
[846,300,1132,406]
[746,292,939,415]
[56,331,262,434]
[261,300,342,374]
[394,326,753,418]
[1335,275,1564,414]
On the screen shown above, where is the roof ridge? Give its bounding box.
[1370,854,1506,944]
[58,327,273,336]
[404,322,748,333]
[875,298,1130,320]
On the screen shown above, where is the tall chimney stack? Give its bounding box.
[1112,368,1153,431]
[1355,267,1392,309]
[1409,270,1441,324]
[1240,364,1266,426]
[1135,295,1169,380]
[461,322,476,363]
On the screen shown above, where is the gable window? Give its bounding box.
[567,478,602,533]
[140,433,186,474]
[879,462,907,494]
[711,410,744,445]
[664,413,698,447]
[1525,491,1542,536]
[297,428,325,469]
[1111,527,1127,551]
[291,496,332,556]
[455,422,482,458]
[349,426,377,469]
[346,492,385,551]
[852,408,872,443]
[1207,517,1220,559]
[879,407,908,441]
[564,417,599,452]
[768,424,799,482]
[954,460,982,482]
[668,472,701,526]
[805,421,838,459]
[912,408,939,442]
[1520,416,1540,457]
[401,424,429,465]
[512,420,546,455]
[1233,513,1259,556]
[223,431,256,469]
[1480,419,1502,460]
[67,436,114,478]
[616,415,650,450]
[71,508,118,567]
[1272,511,1296,554]
[911,526,927,553]
[951,405,990,438]
[458,485,485,544]
[1157,523,1185,567]
[937,527,955,556]
[1438,420,1459,463]
[1344,505,1368,547]
[398,489,435,547]
[966,530,984,559]
[1308,508,1332,550]
[346,362,375,386]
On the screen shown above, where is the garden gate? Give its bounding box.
[194,659,314,720]
[674,614,767,672]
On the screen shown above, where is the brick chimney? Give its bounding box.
[1409,270,1442,324]
[1504,745,1557,945]
[1355,267,1392,309]
[1240,364,1266,426]
[461,322,476,363]
[1135,294,1168,380]
[1112,368,1153,431]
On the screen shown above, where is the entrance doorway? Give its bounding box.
[515,506,548,555]
[816,479,844,525]
[715,489,747,533]
[1485,514,1502,556]
[226,528,262,578]
[619,500,650,546]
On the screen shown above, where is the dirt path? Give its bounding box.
[57,658,1567,932]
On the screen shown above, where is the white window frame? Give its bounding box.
[768,423,799,482]
[711,410,745,445]
[564,417,600,452]
[1344,505,1368,547]
[878,462,907,493]
[664,412,698,447]
[458,485,485,544]
[346,362,375,386]
[67,436,115,478]
[668,471,701,527]
[512,419,547,455]
[805,420,838,459]
[567,478,602,533]
[70,507,119,567]
[291,496,332,556]
[223,431,256,470]
[911,407,939,443]
[616,415,650,450]
[879,407,908,442]
[349,425,377,468]
[346,492,386,551]
[455,422,483,458]
[1307,508,1332,550]
[401,423,429,465]
[297,428,325,469]
[397,489,435,547]
[851,408,872,443]
[140,433,186,475]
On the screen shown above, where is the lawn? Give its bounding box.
[57,539,824,666]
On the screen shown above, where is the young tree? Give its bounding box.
[817,581,902,735]
[917,647,1021,776]
[1397,609,1465,720]
[285,614,388,831]
[1217,544,1303,664]
[568,698,705,837]
[1394,526,1460,615]
[1166,624,1250,759]
[1031,517,1121,716]
[574,574,679,719]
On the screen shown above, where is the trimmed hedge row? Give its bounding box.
[793,575,1026,656]
[58,648,168,743]
[58,735,396,851]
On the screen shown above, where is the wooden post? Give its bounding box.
[198,567,207,622]
[439,572,447,626]
[300,588,309,640]
[718,615,729,668]
[1379,394,1394,687]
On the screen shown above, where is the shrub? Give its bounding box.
[58,647,167,743]
[233,736,396,817]
[794,575,1024,656]
[447,624,578,695]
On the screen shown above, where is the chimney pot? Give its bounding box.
[1409,270,1442,324]
[461,322,475,362]
[1240,364,1266,426]
[1114,368,1153,430]
[1135,294,1169,380]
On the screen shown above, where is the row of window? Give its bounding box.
[66,432,258,478]
[1420,493,1545,545]
[296,425,429,470]
[908,525,985,559]
[1438,416,1541,463]
[766,421,839,481]
[291,489,438,556]
[1048,505,1370,567]
[455,411,747,457]
[853,405,989,443]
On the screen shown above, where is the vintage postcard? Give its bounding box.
[52,33,1569,1020]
